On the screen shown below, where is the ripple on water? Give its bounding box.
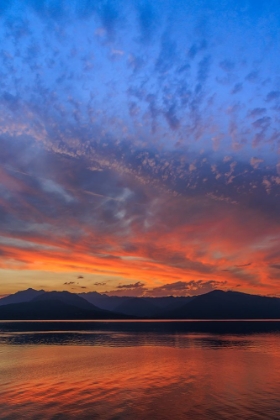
[1,323,280,419]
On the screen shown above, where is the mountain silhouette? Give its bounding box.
[163,290,280,319]
[0,291,128,320]
[79,292,131,312]
[0,288,45,306]
[1,289,280,319]
[33,291,103,311]
[79,292,192,316]
[113,297,161,318]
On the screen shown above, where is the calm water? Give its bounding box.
[1,321,280,420]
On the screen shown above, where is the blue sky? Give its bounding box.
[0,0,280,297]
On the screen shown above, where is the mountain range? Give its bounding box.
[1,289,280,320]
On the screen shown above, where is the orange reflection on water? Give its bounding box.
[1,333,280,419]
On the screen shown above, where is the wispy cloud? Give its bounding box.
[0,0,280,296]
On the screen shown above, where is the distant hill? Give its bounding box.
[146,296,193,312]
[2,288,280,320]
[0,291,128,320]
[163,290,280,319]
[79,292,192,317]
[33,291,103,312]
[0,288,45,306]
[0,300,118,320]
[113,297,161,318]
[79,292,131,312]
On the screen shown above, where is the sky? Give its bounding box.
[0,0,280,297]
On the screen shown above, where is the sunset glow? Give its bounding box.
[1,0,280,297]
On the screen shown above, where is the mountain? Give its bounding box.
[164,290,280,319]
[79,292,192,316]
[0,291,128,320]
[113,297,161,318]
[33,291,103,312]
[2,288,280,320]
[144,296,193,312]
[79,292,131,312]
[0,300,119,320]
[0,288,45,306]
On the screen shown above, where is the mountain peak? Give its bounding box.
[0,288,45,307]
[32,290,103,312]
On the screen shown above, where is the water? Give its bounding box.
[1,321,280,420]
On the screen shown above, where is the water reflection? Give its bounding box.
[1,322,280,419]
[1,320,280,348]
[0,330,264,349]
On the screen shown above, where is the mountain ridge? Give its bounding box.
[1,289,280,320]
[164,289,280,319]
[0,288,45,306]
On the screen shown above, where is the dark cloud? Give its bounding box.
[231,83,243,94]
[117,282,145,290]
[245,71,259,82]
[155,33,177,74]
[164,104,180,130]
[248,108,266,118]
[236,263,252,268]
[136,2,157,43]
[98,0,121,39]
[188,40,207,59]
[252,116,271,129]
[197,55,211,83]
[266,91,280,102]
[0,0,280,296]
[106,281,147,297]
[147,280,226,297]
[106,280,227,297]
[270,265,280,270]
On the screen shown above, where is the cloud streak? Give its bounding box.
[0,1,280,296]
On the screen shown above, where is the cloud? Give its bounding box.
[266,91,280,102]
[236,263,252,268]
[106,281,146,297]
[146,280,226,297]
[188,40,207,59]
[136,2,157,43]
[270,264,280,270]
[250,157,263,169]
[105,280,227,297]
[248,108,266,118]
[231,83,243,94]
[117,281,145,290]
[0,0,280,297]
[1,144,279,296]
[41,179,74,203]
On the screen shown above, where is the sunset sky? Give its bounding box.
[0,0,280,297]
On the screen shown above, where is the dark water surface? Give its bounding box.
[1,321,280,419]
